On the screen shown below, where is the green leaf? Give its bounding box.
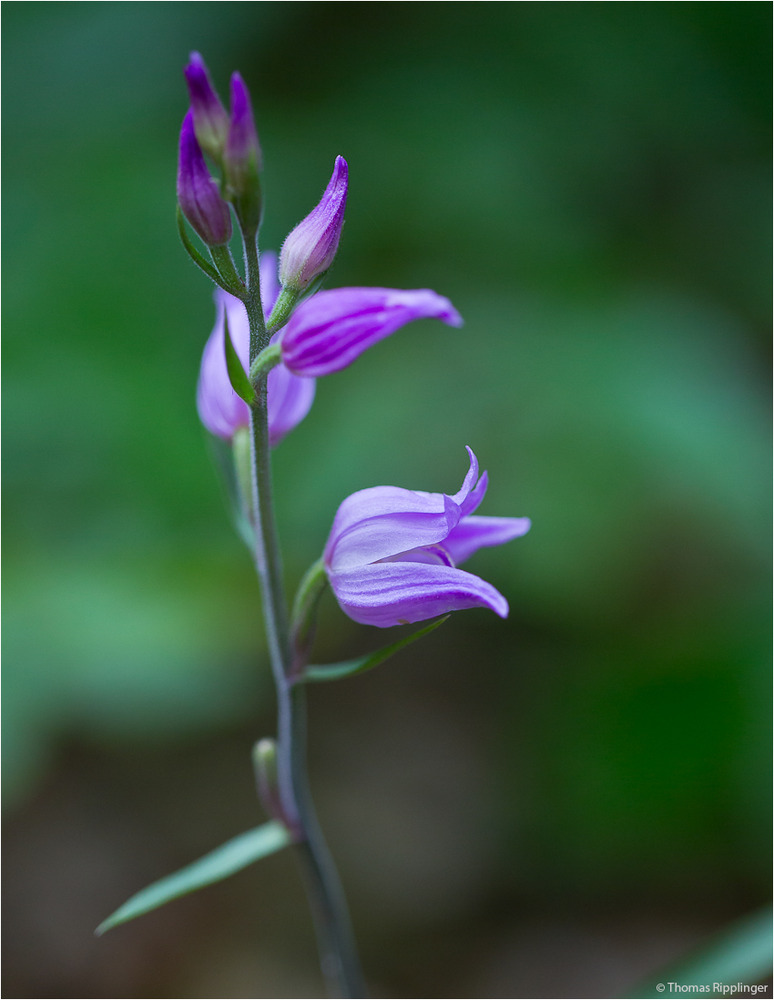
[301,615,449,684]
[175,205,221,285]
[96,820,291,935]
[224,311,257,406]
[627,907,773,998]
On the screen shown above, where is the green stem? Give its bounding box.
[248,341,282,383]
[266,285,301,334]
[242,237,365,998]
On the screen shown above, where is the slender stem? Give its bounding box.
[242,236,365,998]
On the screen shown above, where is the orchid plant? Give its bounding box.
[98,53,531,998]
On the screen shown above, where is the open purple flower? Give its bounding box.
[196,252,315,446]
[280,286,463,377]
[323,448,531,627]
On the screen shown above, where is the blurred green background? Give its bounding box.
[3,2,770,997]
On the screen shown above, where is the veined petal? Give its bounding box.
[196,293,250,440]
[328,561,509,628]
[267,362,315,447]
[383,544,455,567]
[219,290,251,363]
[324,487,460,573]
[197,273,314,444]
[259,250,280,316]
[280,287,463,377]
[459,470,488,517]
[444,515,532,566]
[450,447,479,508]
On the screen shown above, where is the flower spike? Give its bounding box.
[279,156,349,292]
[177,111,232,247]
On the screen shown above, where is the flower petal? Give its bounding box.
[197,277,314,444]
[280,287,463,377]
[458,469,488,517]
[324,486,461,573]
[259,250,280,316]
[328,561,509,628]
[450,446,479,508]
[444,515,532,566]
[196,292,250,439]
[267,362,315,447]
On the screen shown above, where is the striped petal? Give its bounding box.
[280,286,463,377]
[324,487,460,573]
[444,515,532,566]
[197,268,314,444]
[328,561,509,628]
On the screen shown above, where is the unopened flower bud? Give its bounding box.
[184,52,230,160]
[224,73,262,235]
[177,111,232,246]
[279,156,348,292]
[253,738,285,823]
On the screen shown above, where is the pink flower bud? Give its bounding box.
[279,157,348,291]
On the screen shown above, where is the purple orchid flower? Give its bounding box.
[177,110,232,247]
[279,286,463,377]
[323,448,531,627]
[279,156,348,292]
[197,252,315,446]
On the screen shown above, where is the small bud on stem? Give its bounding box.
[177,111,232,247]
[279,156,348,292]
[184,52,230,160]
[224,73,263,238]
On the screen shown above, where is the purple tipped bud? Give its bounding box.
[177,111,233,246]
[223,73,263,236]
[184,52,230,160]
[279,156,349,291]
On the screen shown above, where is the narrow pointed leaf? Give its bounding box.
[224,311,257,406]
[301,615,449,684]
[627,907,773,998]
[96,820,291,935]
[176,205,221,284]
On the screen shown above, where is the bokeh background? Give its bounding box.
[3,3,771,997]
